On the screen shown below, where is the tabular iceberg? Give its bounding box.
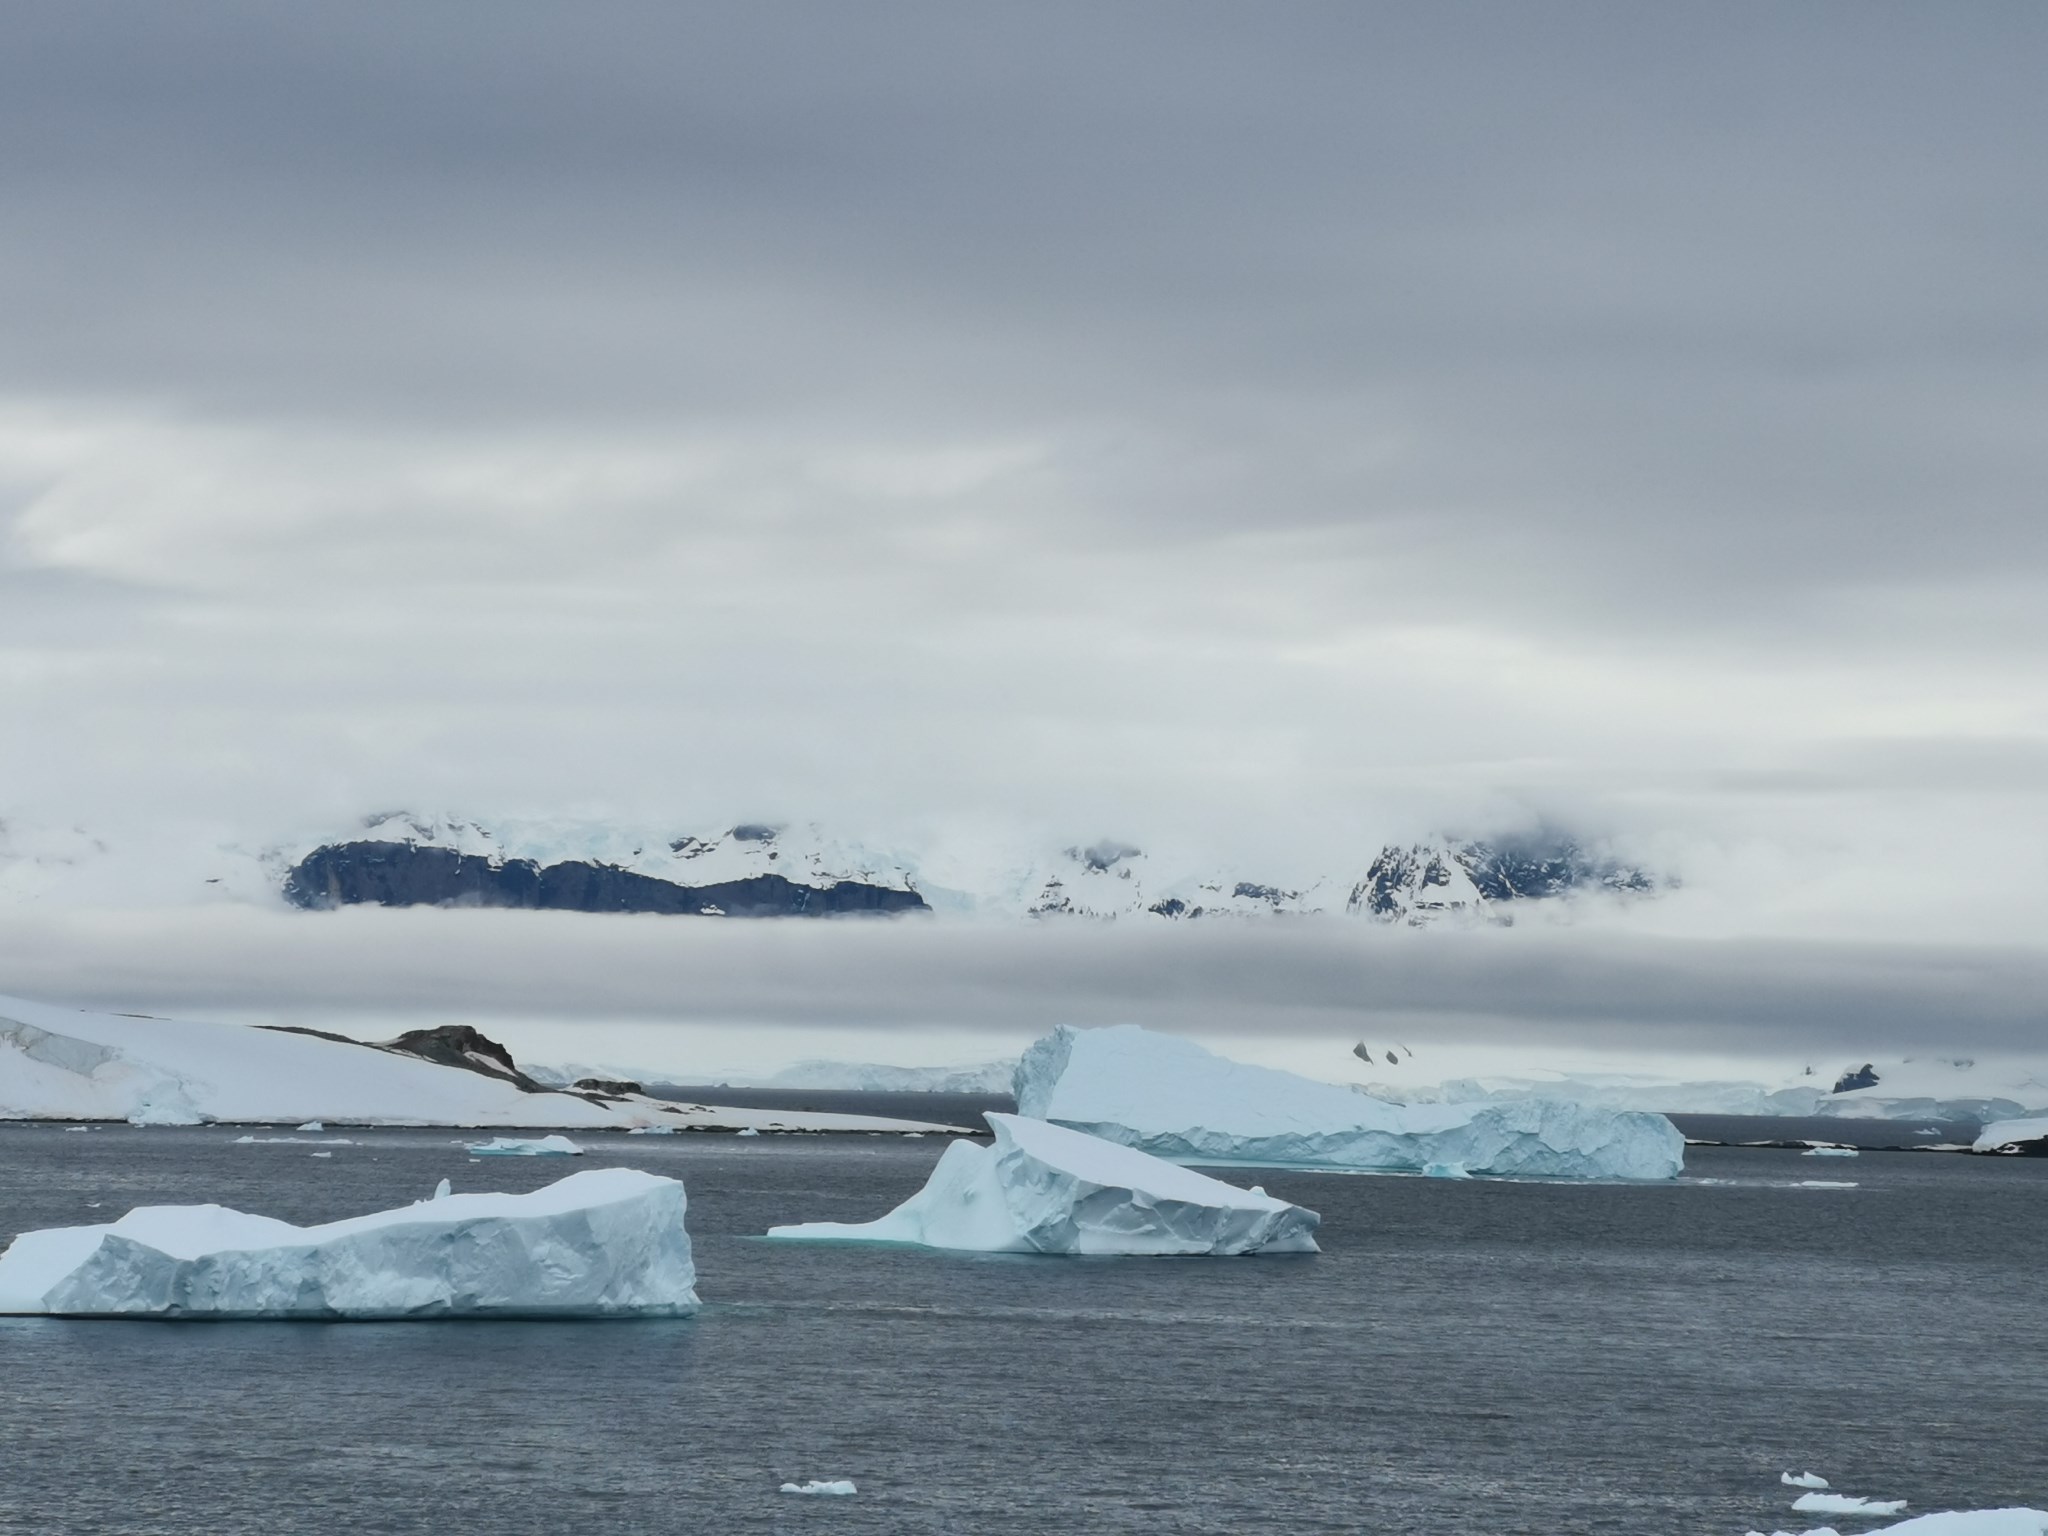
[1015,1026,1684,1181]
[0,1168,697,1318]
[765,1112,1320,1256]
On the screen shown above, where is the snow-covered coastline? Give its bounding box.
[0,992,962,1134]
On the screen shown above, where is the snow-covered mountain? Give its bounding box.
[1,809,1659,926]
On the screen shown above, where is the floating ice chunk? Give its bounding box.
[465,1135,584,1157]
[233,1136,353,1145]
[1803,1145,1860,1157]
[1423,1161,1472,1179]
[1014,1025,1684,1180]
[736,1127,760,1138]
[1783,1472,1831,1489]
[780,1480,857,1497]
[626,1124,674,1135]
[296,1121,324,1132]
[1797,1180,1858,1189]
[1796,1493,1907,1516]
[1860,1512,2048,1535]
[309,1151,333,1158]
[0,1168,696,1318]
[766,1112,1319,1256]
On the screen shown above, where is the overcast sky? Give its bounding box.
[3,4,2045,1064]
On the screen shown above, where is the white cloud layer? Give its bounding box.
[3,3,2046,1059]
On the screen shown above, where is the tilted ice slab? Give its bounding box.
[765,1112,1320,1255]
[1015,1026,1684,1181]
[0,1168,697,1318]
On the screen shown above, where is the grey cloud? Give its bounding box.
[1,909,2042,1056]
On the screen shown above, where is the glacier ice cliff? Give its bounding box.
[0,1168,698,1318]
[765,1112,1320,1256]
[1015,1026,1684,1181]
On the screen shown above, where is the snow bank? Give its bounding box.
[465,1135,583,1157]
[1015,1027,1684,1180]
[0,1168,697,1318]
[0,992,959,1133]
[1974,1117,2048,1155]
[765,1112,1320,1256]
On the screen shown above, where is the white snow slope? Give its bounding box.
[0,992,958,1133]
[0,1168,697,1318]
[766,1112,1320,1255]
[1016,1026,1685,1180]
[1973,1116,2048,1154]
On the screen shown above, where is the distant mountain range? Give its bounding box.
[274,813,1658,924]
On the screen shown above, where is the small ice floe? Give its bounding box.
[63,1125,91,1133]
[736,1127,761,1138]
[1797,1180,1859,1189]
[902,1132,924,1139]
[464,1135,584,1157]
[309,1151,333,1159]
[1803,1145,1861,1158]
[627,1125,675,1136]
[232,1136,353,1146]
[1794,1492,1907,1516]
[1423,1161,1472,1179]
[1782,1471,1831,1489]
[779,1480,856,1497]
[296,1122,324,1133]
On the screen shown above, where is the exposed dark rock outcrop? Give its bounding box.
[380,1024,543,1091]
[573,1076,644,1097]
[282,841,929,918]
[1831,1063,1881,1094]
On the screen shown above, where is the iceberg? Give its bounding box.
[1014,1026,1684,1180]
[1796,1493,1907,1516]
[1782,1472,1831,1489]
[765,1112,1320,1256]
[465,1134,583,1157]
[0,1168,696,1318]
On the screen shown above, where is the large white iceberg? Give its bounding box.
[1757,1513,2048,1536]
[1015,1026,1684,1180]
[765,1112,1320,1255]
[0,1168,697,1318]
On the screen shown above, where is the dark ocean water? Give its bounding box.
[1,1125,2043,1536]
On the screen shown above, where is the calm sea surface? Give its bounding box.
[0,1125,2043,1536]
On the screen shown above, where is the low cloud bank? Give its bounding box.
[0,908,2041,1055]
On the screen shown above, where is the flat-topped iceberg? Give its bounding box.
[465,1134,583,1156]
[1015,1026,1684,1180]
[0,1168,697,1318]
[765,1112,1320,1255]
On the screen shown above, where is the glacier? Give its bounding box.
[0,1168,697,1318]
[1015,1026,1684,1180]
[764,1112,1320,1255]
